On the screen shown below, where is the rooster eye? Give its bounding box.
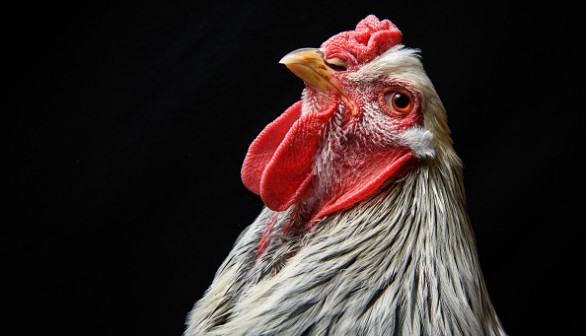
[325,58,347,71]
[381,89,414,116]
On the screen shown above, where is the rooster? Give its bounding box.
[185,15,506,336]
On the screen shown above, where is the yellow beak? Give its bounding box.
[279,48,337,92]
[279,48,357,114]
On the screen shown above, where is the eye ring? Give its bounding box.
[379,88,415,116]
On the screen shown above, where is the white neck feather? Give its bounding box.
[185,146,506,336]
[185,45,505,336]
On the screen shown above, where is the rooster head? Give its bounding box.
[242,15,450,232]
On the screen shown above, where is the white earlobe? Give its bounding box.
[398,126,435,158]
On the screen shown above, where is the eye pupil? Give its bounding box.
[381,90,414,116]
[393,93,410,109]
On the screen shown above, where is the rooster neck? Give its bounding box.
[252,146,461,278]
[186,147,505,335]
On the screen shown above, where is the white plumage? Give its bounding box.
[185,17,506,336]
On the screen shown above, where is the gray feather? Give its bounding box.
[184,46,506,336]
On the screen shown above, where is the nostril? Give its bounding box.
[325,58,348,71]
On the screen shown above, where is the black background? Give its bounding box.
[12,1,583,335]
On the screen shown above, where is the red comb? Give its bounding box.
[321,15,402,68]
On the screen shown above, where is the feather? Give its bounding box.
[184,15,506,336]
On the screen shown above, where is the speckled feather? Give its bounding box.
[184,18,506,336]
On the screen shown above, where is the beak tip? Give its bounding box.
[278,48,345,94]
[279,48,324,66]
[278,53,297,66]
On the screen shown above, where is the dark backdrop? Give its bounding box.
[12,1,582,335]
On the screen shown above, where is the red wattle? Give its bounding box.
[241,101,303,195]
[312,149,414,223]
[241,99,337,212]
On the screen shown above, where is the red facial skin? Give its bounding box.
[241,16,424,255]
